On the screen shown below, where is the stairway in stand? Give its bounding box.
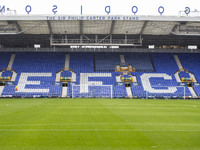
[62,87,68,97]
[126,87,133,98]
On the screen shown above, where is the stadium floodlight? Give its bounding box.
[34,44,41,51]
[188,45,197,50]
[34,44,40,49]
[109,46,119,49]
[148,45,155,49]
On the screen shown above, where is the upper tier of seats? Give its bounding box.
[0,53,11,70]
[123,53,154,72]
[95,53,120,72]
[95,52,154,72]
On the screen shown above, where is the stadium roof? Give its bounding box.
[0,15,200,48]
[0,15,200,35]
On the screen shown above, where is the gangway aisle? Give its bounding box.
[0,86,4,96]
[62,87,68,97]
[126,87,133,98]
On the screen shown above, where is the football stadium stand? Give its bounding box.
[178,53,200,97]
[0,52,199,98]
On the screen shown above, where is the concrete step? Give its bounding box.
[11,72,17,81]
[55,72,61,82]
[0,86,4,97]
[116,76,121,82]
[188,87,197,98]
[174,55,183,69]
[174,72,181,82]
[8,54,16,69]
[120,55,125,64]
[71,72,76,82]
[65,54,70,69]
[62,87,68,97]
[189,73,197,82]
[126,87,132,98]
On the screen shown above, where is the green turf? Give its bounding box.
[0,98,200,150]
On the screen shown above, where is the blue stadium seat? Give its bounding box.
[0,52,198,98]
[178,53,200,96]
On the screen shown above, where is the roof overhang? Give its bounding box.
[0,15,200,22]
[0,15,200,47]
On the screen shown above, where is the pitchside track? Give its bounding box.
[0,99,199,150]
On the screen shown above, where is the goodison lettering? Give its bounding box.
[0,5,5,14]
[0,5,192,16]
[30,5,190,15]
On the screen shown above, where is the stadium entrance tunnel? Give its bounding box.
[125,83,131,87]
[62,82,68,87]
[187,83,193,87]
[0,82,5,86]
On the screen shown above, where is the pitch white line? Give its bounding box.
[0,129,199,132]
[0,123,200,127]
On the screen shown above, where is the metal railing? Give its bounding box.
[51,38,142,46]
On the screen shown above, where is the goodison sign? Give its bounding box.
[0,5,192,16]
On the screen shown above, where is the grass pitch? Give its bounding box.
[0,98,199,150]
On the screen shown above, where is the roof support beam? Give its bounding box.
[7,21,21,32]
[47,20,53,34]
[151,22,200,36]
[80,20,83,43]
[139,21,147,35]
[95,35,98,43]
[14,21,21,32]
[109,20,115,35]
[80,20,83,34]
[170,24,179,35]
[0,21,45,35]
